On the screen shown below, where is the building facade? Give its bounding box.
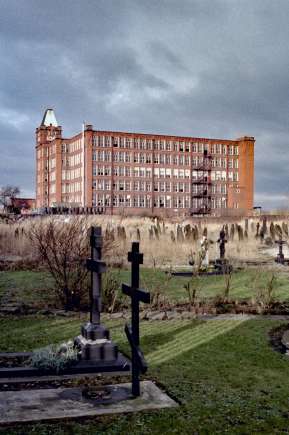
[36,109,255,216]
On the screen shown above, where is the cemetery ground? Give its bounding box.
[1,315,289,433]
[2,216,289,432]
[1,267,289,315]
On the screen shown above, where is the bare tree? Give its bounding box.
[28,217,90,310]
[0,185,20,210]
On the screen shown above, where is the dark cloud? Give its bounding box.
[0,0,289,208]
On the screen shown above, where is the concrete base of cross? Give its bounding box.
[74,335,118,362]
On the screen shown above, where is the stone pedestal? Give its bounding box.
[214,259,232,274]
[75,322,118,362]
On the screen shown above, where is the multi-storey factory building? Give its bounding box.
[36,109,254,216]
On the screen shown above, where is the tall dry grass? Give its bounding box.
[0,215,287,268]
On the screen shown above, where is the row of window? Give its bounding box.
[92,194,191,209]
[92,151,239,166]
[92,135,239,155]
[212,159,238,169]
[210,171,239,182]
[91,180,228,194]
[92,193,228,209]
[60,195,82,204]
[61,182,82,193]
[92,166,239,181]
[92,180,192,193]
[62,140,82,153]
[62,153,82,167]
[62,168,82,180]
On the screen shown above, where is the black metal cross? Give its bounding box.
[86,226,107,324]
[217,228,227,260]
[122,242,150,397]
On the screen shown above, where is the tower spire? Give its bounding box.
[41,108,58,127]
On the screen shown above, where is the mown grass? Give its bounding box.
[0,270,55,307]
[0,316,289,433]
[1,268,289,308]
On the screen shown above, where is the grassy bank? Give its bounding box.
[1,268,289,309]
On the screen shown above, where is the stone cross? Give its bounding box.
[122,242,150,397]
[75,226,118,362]
[86,226,106,324]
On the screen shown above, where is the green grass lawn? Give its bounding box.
[1,316,289,433]
[2,268,288,309]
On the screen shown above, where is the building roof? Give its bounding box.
[41,109,58,127]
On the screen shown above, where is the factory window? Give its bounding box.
[119,137,125,148]
[134,153,139,163]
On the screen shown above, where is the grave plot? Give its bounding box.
[0,227,130,379]
[0,228,177,425]
[171,226,233,277]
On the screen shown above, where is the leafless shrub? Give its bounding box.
[28,217,90,310]
[223,269,233,300]
[184,273,202,307]
[255,272,276,309]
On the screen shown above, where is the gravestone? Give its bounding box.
[214,227,232,273]
[275,237,286,264]
[75,227,118,363]
[122,242,150,397]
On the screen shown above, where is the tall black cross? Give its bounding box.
[122,242,150,397]
[86,226,107,324]
[217,228,227,260]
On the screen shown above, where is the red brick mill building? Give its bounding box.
[36,109,254,216]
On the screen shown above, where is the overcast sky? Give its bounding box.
[1,0,289,209]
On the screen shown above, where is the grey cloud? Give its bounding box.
[0,0,289,206]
